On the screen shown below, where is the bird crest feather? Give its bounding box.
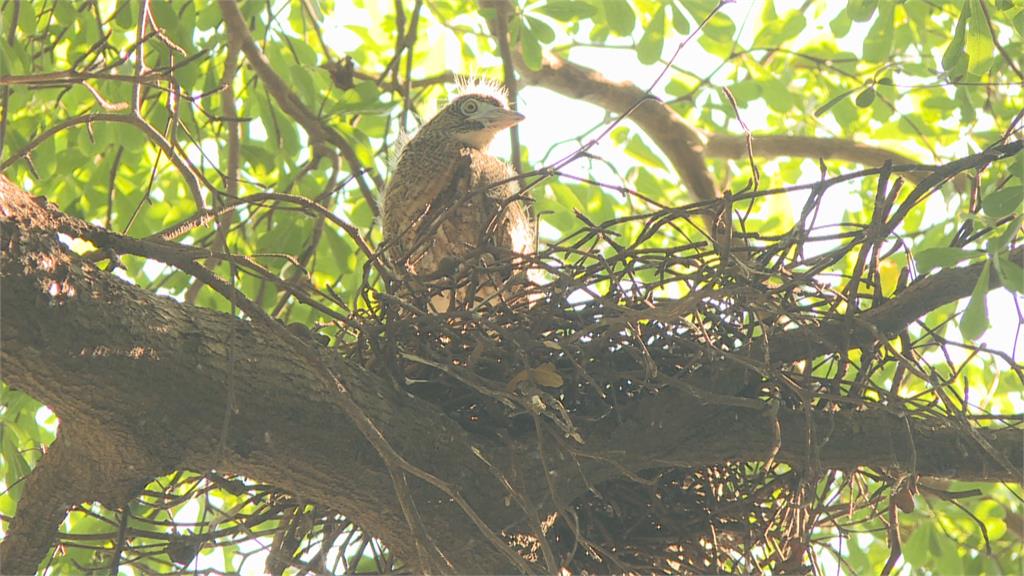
[451,75,509,107]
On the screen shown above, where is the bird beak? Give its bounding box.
[481,108,525,130]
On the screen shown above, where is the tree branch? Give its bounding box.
[705,134,918,170]
[2,176,1020,575]
[0,176,524,574]
[0,426,164,574]
[217,0,382,207]
[767,247,1023,364]
[515,53,719,204]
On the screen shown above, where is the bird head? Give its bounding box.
[427,93,524,150]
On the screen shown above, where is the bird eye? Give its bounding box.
[459,99,479,115]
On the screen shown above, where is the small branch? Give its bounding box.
[217,0,382,209]
[183,36,242,305]
[481,0,522,176]
[0,435,79,575]
[0,112,204,209]
[977,0,1024,82]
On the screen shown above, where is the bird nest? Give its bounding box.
[360,217,827,571]
[336,145,1021,572]
[372,215,750,440]
[315,206,809,569]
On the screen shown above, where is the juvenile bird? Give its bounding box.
[381,80,534,312]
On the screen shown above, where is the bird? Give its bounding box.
[380,79,535,313]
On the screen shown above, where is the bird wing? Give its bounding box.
[381,139,464,274]
[467,152,534,258]
[383,144,536,311]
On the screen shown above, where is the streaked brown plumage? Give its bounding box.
[381,83,533,311]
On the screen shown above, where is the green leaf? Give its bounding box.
[830,10,852,37]
[610,126,628,145]
[942,5,969,74]
[697,15,736,58]
[996,254,1024,293]
[762,78,794,113]
[538,0,595,21]
[960,260,990,340]
[340,125,374,166]
[815,85,856,116]
[862,3,893,62]
[916,247,981,273]
[966,0,994,77]
[1009,156,1023,182]
[956,87,976,123]
[625,135,665,169]
[114,1,134,28]
[988,213,1023,253]
[902,525,932,567]
[728,79,762,105]
[604,0,635,36]
[290,66,316,102]
[526,16,556,43]
[982,185,1023,218]
[290,38,319,66]
[854,87,876,107]
[53,1,77,26]
[173,58,201,89]
[520,24,543,70]
[178,1,197,39]
[149,1,178,34]
[669,4,690,35]
[197,2,221,30]
[847,0,877,22]
[636,7,665,65]
[631,166,661,197]
[0,40,15,75]
[755,9,806,46]
[2,433,30,501]
[779,12,806,42]
[323,230,354,278]
[16,0,36,35]
[922,95,956,111]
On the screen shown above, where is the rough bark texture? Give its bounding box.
[1,176,1021,574]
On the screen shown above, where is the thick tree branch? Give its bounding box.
[705,134,918,169]
[582,400,1021,485]
[0,178,524,574]
[498,37,927,196]
[516,53,720,204]
[2,177,1020,574]
[0,426,165,574]
[767,247,1023,364]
